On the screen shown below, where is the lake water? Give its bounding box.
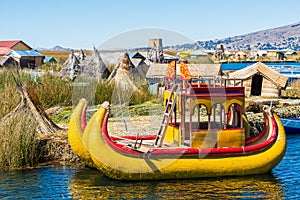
[222,62,300,71]
[0,133,299,199]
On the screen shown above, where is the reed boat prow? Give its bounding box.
[68,98,96,168]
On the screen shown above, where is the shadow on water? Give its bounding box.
[69,168,284,199]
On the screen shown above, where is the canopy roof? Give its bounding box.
[146,63,222,79]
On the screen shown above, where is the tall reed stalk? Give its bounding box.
[0,70,22,118]
[0,110,38,168]
[0,69,39,168]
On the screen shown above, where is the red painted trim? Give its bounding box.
[111,135,157,141]
[81,102,88,130]
[182,94,245,98]
[101,111,278,158]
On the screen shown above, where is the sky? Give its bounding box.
[1,0,300,50]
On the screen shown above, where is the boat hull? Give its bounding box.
[80,102,286,180]
[68,99,96,168]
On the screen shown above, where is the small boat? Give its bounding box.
[68,61,286,180]
[280,118,300,133]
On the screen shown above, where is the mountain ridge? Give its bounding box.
[167,22,300,51]
[35,45,72,51]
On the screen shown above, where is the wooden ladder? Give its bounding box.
[154,85,178,147]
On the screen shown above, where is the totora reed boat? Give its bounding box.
[68,61,286,180]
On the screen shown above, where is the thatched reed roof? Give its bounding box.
[228,62,288,88]
[59,48,109,80]
[189,63,222,78]
[146,63,222,79]
[145,63,167,78]
[107,52,150,82]
[80,47,110,79]
[131,58,149,76]
[59,50,82,79]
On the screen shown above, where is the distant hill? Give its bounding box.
[167,22,300,51]
[50,45,72,51]
[35,45,72,51]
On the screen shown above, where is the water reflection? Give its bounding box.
[69,168,283,199]
[0,167,75,199]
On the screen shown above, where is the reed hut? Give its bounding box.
[80,47,110,80]
[60,48,109,80]
[59,50,82,79]
[107,52,134,82]
[108,53,139,104]
[227,62,288,97]
[107,52,150,83]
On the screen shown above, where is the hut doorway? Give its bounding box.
[251,74,263,96]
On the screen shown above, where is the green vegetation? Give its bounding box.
[281,80,300,98]
[94,81,114,105]
[0,68,155,168]
[0,70,37,167]
[130,84,155,105]
[50,107,73,124]
[0,69,31,118]
[128,99,162,117]
[0,108,39,168]
[275,105,300,118]
[29,72,73,109]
